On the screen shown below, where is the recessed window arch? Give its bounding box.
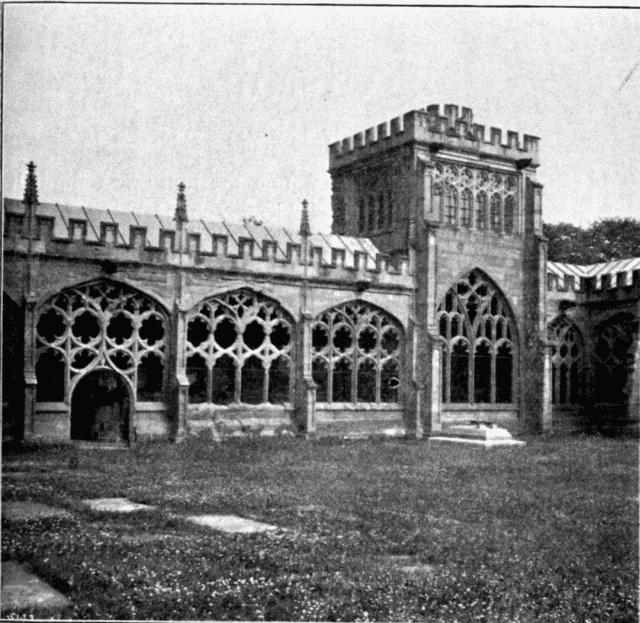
[185,290,294,405]
[312,301,403,404]
[504,195,516,234]
[460,188,473,228]
[35,280,168,403]
[490,194,502,233]
[476,191,488,230]
[445,185,458,226]
[438,270,516,405]
[592,313,638,406]
[547,316,584,405]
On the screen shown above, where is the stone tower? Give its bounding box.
[329,105,549,434]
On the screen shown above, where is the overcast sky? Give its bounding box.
[4,5,640,233]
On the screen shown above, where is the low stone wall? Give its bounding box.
[315,404,405,437]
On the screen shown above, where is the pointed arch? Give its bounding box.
[592,312,638,407]
[185,288,295,406]
[312,300,403,404]
[34,280,169,404]
[547,316,584,405]
[438,269,517,405]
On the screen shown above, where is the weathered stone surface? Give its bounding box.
[82,498,156,513]
[1,562,70,617]
[2,501,72,521]
[185,514,278,534]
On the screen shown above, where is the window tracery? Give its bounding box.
[311,302,402,404]
[438,270,515,404]
[35,281,167,402]
[185,290,294,405]
[547,317,583,405]
[592,314,638,405]
[432,164,518,234]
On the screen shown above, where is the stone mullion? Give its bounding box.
[490,340,497,403]
[351,319,358,404]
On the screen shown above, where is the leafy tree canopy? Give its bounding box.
[544,218,640,264]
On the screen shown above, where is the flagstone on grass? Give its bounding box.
[82,497,156,513]
[186,514,278,533]
[379,556,438,577]
[2,501,72,521]
[1,562,71,618]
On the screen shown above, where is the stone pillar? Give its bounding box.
[521,179,549,433]
[22,295,38,439]
[173,301,190,440]
[404,316,422,439]
[296,311,317,436]
[412,216,442,437]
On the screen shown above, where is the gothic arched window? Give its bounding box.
[186,290,294,405]
[312,302,402,404]
[438,270,516,404]
[475,191,487,230]
[547,317,583,405]
[35,281,168,403]
[445,186,458,226]
[504,195,516,234]
[460,188,473,228]
[490,194,502,233]
[592,313,638,406]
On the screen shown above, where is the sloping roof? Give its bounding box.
[4,198,383,269]
[548,257,640,290]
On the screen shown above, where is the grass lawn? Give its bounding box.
[2,434,638,621]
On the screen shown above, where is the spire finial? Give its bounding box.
[23,161,39,205]
[174,182,188,224]
[299,199,311,237]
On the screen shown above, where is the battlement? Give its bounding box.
[3,198,412,286]
[329,104,540,169]
[547,258,640,296]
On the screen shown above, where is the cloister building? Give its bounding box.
[3,104,639,444]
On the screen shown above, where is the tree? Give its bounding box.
[544,218,640,264]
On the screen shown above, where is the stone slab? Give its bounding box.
[1,562,70,616]
[82,498,156,513]
[429,436,526,448]
[441,423,515,441]
[2,501,72,521]
[186,514,278,534]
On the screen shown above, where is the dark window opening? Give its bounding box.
[244,321,265,350]
[241,356,265,404]
[495,343,513,403]
[333,359,352,402]
[211,354,236,404]
[312,358,329,402]
[268,356,290,404]
[357,359,377,402]
[270,322,291,349]
[213,317,237,349]
[106,313,134,345]
[474,342,492,403]
[333,326,353,352]
[312,325,329,352]
[72,311,100,344]
[139,314,165,346]
[37,308,66,343]
[381,359,400,402]
[36,348,65,401]
[357,327,377,354]
[450,341,470,403]
[137,353,164,401]
[188,316,210,347]
[187,354,208,403]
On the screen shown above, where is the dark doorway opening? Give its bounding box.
[71,369,130,442]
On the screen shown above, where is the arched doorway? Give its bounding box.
[71,369,131,442]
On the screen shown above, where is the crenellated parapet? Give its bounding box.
[547,258,640,299]
[329,104,540,170]
[3,198,413,288]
